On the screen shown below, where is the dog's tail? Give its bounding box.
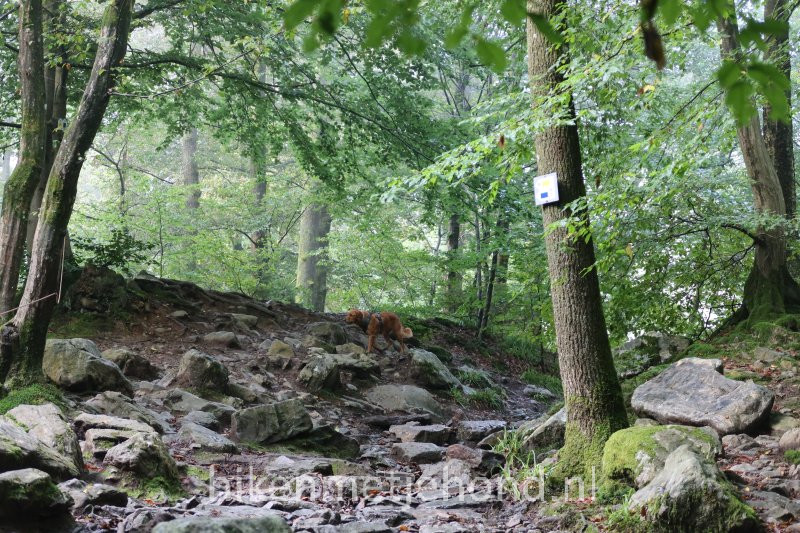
[401,327,413,339]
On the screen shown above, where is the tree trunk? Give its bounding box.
[0,0,133,388]
[182,128,200,209]
[26,7,68,256]
[762,0,794,219]
[296,203,331,312]
[718,7,800,322]
[445,213,461,313]
[479,248,499,338]
[527,0,627,481]
[0,0,46,315]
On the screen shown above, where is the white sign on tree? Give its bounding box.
[533,172,559,206]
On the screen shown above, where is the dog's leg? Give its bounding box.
[367,335,375,353]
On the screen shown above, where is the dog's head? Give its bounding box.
[402,327,413,339]
[345,309,363,324]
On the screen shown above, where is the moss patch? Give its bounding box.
[785,450,800,465]
[0,384,67,414]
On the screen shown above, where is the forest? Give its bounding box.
[0,0,798,532]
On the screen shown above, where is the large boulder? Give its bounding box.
[364,384,446,421]
[409,349,462,390]
[631,358,773,435]
[614,332,690,378]
[58,478,127,509]
[85,391,170,433]
[391,442,444,464]
[175,349,229,391]
[0,417,80,480]
[103,432,179,480]
[178,422,239,453]
[520,407,566,452]
[627,445,758,532]
[230,399,313,444]
[389,423,453,445]
[0,468,72,518]
[6,403,83,474]
[43,338,132,395]
[602,424,722,488]
[297,355,340,393]
[152,515,290,533]
[160,388,236,426]
[101,347,159,380]
[267,340,294,358]
[73,413,156,436]
[306,322,348,346]
[331,352,379,377]
[202,331,241,348]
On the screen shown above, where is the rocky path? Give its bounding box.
[1,271,800,532]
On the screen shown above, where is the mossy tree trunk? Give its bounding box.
[527,0,628,482]
[296,202,331,312]
[0,0,134,388]
[718,6,800,324]
[0,0,46,315]
[26,0,69,257]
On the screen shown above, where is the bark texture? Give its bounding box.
[527,0,627,480]
[1,0,134,388]
[296,203,331,312]
[445,213,461,312]
[718,8,800,322]
[0,0,46,315]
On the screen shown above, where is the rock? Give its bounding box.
[231,399,313,444]
[521,407,566,451]
[365,384,445,421]
[0,468,72,518]
[285,425,361,459]
[602,424,722,488]
[770,413,800,435]
[6,403,83,474]
[176,349,230,390]
[388,424,453,445]
[332,352,379,377]
[152,514,290,532]
[230,313,259,329]
[43,338,133,395]
[58,478,127,509]
[183,410,220,430]
[445,444,504,475]
[748,490,800,524]
[723,433,760,452]
[178,422,239,453]
[364,414,433,429]
[84,428,136,459]
[103,432,179,480]
[457,420,507,443]
[336,343,365,355]
[779,428,800,451]
[0,417,79,480]
[631,358,773,435]
[628,445,758,531]
[267,340,294,358]
[391,442,444,464]
[85,391,169,433]
[161,389,236,426]
[523,385,557,399]
[74,412,156,436]
[754,347,783,362]
[298,354,341,393]
[613,332,690,378]
[202,331,241,348]
[306,322,348,346]
[409,349,462,390]
[170,310,188,319]
[102,347,159,380]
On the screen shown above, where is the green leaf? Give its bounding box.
[500,0,526,24]
[659,0,681,25]
[284,0,318,32]
[716,60,741,88]
[528,13,564,44]
[724,79,756,124]
[747,62,790,91]
[475,38,507,73]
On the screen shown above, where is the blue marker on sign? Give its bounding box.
[534,172,559,206]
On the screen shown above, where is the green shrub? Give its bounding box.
[785,450,800,465]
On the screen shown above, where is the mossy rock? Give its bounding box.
[0,384,67,415]
[602,424,721,490]
[425,344,453,363]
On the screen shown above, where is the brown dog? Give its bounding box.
[345,309,413,353]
